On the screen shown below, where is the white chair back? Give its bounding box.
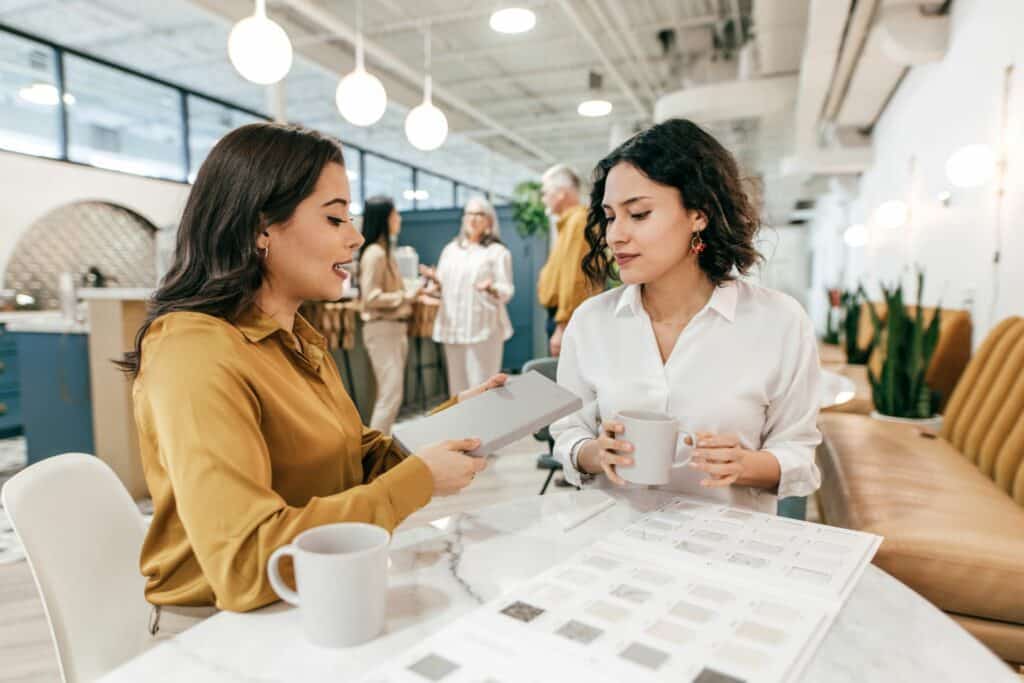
[1,453,150,682]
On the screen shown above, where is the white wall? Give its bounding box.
[0,150,190,285]
[811,0,1024,343]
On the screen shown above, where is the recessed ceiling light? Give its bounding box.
[489,7,536,34]
[18,82,59,106]
[577,99,612,117]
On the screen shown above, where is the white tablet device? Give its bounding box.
[391,370,583,457]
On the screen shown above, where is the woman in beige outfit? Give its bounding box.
[359,196,417,433]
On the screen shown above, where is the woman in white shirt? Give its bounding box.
[551,118,821,514]
[422,197,514,397]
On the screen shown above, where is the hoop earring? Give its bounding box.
[258,242,270,261]
[690,231,706,255]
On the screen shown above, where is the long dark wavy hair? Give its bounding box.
[582,118,762,287]
[359,195,396,258]
[117,122,346,376]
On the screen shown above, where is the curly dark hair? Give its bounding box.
[582,118,762,287]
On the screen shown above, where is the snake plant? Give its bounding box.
[842,285,879,365]
[868,270,942,418]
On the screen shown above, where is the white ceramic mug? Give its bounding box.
[268,522,390,648]
[614,410,696,486]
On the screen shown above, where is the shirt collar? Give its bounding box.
[234,304,328,351]
[614,280,738,323]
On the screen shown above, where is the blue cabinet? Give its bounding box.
[12,331,95,463]
[0,325,22,436]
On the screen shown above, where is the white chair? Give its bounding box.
[1,453,150,682]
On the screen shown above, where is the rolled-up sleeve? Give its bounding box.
[550,320,600,487]
[488,246,515,304]
[761,312,823,499]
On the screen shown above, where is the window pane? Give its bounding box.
[187,96,264,181]
[416,171,454,209]
[345,147,363,216]
[364,153,413,211]
[457,183,484,208]
[64,55,184,180]
[0,32,61,157]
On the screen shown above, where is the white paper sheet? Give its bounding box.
[359,496,882,683]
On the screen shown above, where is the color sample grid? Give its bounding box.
[358,496,881,683]
[611,495,882,602]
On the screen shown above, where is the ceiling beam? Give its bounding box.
[588,0,659,103]
[552,0,650,120]
[277,0,554,163]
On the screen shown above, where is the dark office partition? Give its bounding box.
[398,205,548,373]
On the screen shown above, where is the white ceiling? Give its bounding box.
[0,0,816,211]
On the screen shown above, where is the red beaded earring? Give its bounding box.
[690,231,706,255]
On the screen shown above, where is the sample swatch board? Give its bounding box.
[360,495,882,683]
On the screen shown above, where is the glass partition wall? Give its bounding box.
[0,25,498,213]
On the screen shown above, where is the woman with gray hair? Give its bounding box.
[421,196,514,396]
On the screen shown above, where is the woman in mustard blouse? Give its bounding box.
[120,123,497,634]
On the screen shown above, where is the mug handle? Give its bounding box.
[673,430,697,467]
[267,545,300,606]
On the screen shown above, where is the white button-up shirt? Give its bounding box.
[432,240,514,345]
[551,279,822,514]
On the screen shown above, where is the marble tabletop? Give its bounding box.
[99,490,1015,682]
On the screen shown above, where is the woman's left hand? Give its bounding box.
[688,433,782,490]
[457,373,508,403]
[689,433,748,488]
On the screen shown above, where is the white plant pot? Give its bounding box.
[870,411,943,432]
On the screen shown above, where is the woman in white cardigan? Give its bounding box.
[421,197,514,397]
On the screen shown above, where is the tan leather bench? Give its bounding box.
[818,317,1024,663]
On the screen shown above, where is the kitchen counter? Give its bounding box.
[0,311,88,334]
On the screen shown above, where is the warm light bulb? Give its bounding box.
[228,6,293,85]
[336,67,387,126]
[489,8,536,34]
[405,78,448,151]
[577,99,612,117]
[874,200,908,229]
[945,144,996,188]
[843,223,868,247]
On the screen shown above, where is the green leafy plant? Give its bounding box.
[841,285,879,364]
[868,270,941,419]
[823,287,841,344]
[511,180,549,238]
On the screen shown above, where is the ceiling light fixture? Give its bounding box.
[945,143,996,188]
[873,200,909,230]
[405,25,448,151]
[17,82,73,107]
[489,7,536,34]
[336,0,387,126]
[577,70,612,118]
[843,223,868,248]
[228,0,293,85]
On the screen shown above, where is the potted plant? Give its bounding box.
[841,285,879,365]
[511,181,549,239]
[867,270,943,429]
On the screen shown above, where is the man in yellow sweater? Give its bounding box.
[536,164,597,356]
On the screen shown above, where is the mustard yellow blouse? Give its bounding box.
[536,204,597,324]
[133,306,441,612]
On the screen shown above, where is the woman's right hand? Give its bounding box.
[576,420,634,486]
[414,438,486,496]
[419,264,438,282]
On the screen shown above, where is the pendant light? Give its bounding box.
[336,0,387,126]
[578,70,612,117]
[228,0,293,85]
[405,25,448,151]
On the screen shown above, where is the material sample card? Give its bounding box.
[358,496,882,683]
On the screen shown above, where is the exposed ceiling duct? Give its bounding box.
[783,0,952,179]
[654,74,798,123]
